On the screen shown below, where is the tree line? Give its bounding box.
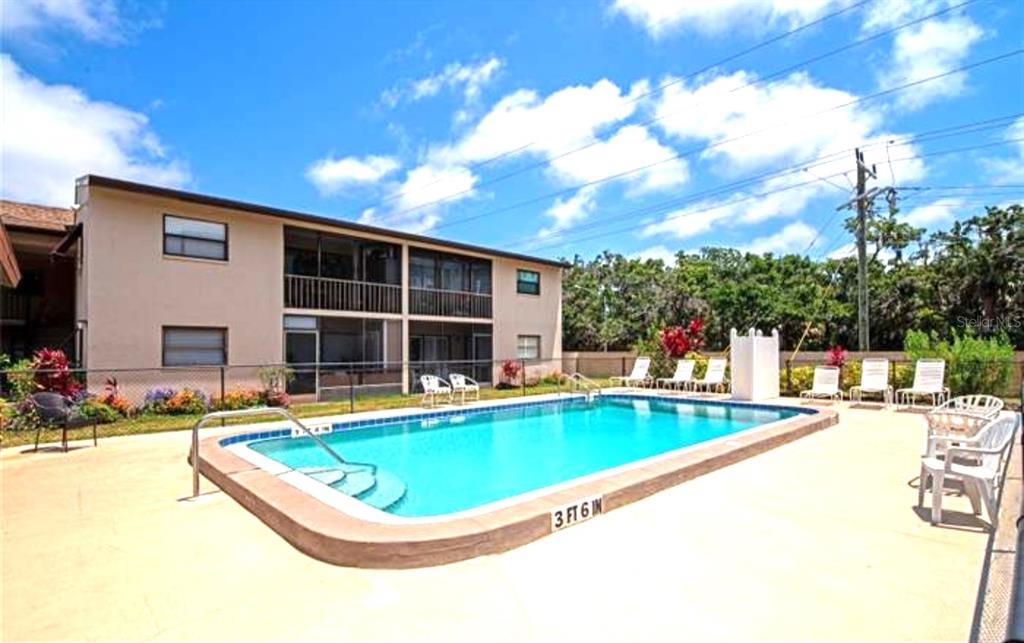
[562,205,1023,352]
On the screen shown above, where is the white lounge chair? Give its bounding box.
[610,357,652,388]
[657,359,695,391]
[926,394,1003,438]
[449,373,480,404]
[849,358,892,407]
[800,366,842,403]
[420,375,452,407]
[896,359,950,408]
[691,358,728,393]
[919,415,1017,528]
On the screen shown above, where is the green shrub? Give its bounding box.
[72,398,120,424]
[903,329,1014,396]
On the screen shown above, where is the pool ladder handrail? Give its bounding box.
[189,406,376,499]
[566,372,602,400]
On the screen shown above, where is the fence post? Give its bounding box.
[622,356,626,377]
[576,355,580,375]
[520,359,526,397]
[219,366,226,427]
[348,371,355,414]
[785,359,792,396]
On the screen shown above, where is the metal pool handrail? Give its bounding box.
[566,373,602,398]
[189,406,375,498]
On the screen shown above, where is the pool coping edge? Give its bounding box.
[196,396,839,568]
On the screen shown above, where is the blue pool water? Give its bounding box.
[248,396,802,517]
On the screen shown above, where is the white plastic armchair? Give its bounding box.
[800,366,842,403]
[610,357,652,388]
[657,359,696,391]
[849,358,892,406]
[896,359,949,408]
[926,394,1003,438]
[919,415,1018,528]
[449,373,480,404]
[692,358,728,394]
[420,375,452,407]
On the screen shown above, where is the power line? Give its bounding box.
[424,49,1021,233]
[348,0,877,218]
[515,137,1024,254]
[363,1,989,228]
[500,118,1022,249]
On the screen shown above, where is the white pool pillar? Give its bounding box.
[729,328,780,401]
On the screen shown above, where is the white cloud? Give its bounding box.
[0,54,188,206]
[540,185,599,237]
[546,124,687,194]
[610,0,846,39]
[828,242,857,260]
[358,163,477,233]
[2,0,122,42]
[983,116,1024,182]
[879,17,983,110]
[381,57,503,108]
[305,155,399,194]
[632,245,678,265]
[654,71,884,170]
[642,68,928,241]
[903,197,962,227]
[742,222,818,255]
[433,78,686,230]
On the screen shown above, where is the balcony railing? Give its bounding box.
[1,290,33,323]
[410,287,492,318]
[284,274,401,314]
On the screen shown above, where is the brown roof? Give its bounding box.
[0,219,21,287]
[80,175,570,269]
[0,199,75,233]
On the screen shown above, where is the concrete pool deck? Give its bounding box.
[0,398,1005,641]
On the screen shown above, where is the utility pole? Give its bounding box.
[836,149,878,351]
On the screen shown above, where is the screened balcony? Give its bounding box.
[408,248,492,318]
[283,227,401,314]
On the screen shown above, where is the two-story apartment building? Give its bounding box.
[68,175,564,395]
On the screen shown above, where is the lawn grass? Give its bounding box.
[1,379,611,449]
[6,382,1015,451]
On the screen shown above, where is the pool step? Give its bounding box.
[298,465,406,511]
[300,465,376,497]
[355,468,406,511]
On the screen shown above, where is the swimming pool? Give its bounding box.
[240,395,804,518]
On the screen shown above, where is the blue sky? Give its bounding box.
[2,0,1022,263]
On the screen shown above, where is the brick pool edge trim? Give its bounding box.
[196,399,839,569]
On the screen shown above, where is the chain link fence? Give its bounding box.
[2,353,1020,448]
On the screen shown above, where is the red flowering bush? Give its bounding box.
[501,359,522,384]
[659,317,706,357]
[825,345,847,368]
[30,348,82,396]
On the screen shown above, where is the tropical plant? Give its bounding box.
[215,389,263,411]
[825,345,847,368]
[30,348,81,396]
[163,389,209,415]
[903,329,1014,396]
[72,398,120,424]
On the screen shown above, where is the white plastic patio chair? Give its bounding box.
[800,366,842,403]
[420,375,452,407]
[926,394,1003,439]
[449,373,480,404]
[610,357,652,388]
[919,415,1018,528]
[691,358,728,394]
[896,359,950,408]
[848,358,892,407]
[656,359,695,391]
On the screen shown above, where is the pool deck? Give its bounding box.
[0,396,1005,641]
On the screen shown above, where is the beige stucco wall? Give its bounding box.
[79,186,284,370]
[76,185,564,387]
[492,258,562,380]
